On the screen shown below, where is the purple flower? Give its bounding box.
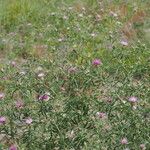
[38,93,50,101]
[0,92,5,100]
[15,100,24,109]
[128,96,138,103]
[10,61,17,67]
[0,116,6,125]
[92,59,102,66]
[121,138,128,145]
[96,112,107,119]
[25,118,33,124]
[9,145,17,150]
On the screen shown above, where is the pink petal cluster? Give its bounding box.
[92,59,102,66]
[9,145,17,150]
[128,96,138,103]
[15,100,24,109]
[25,118,33,124]
[38,93,50,101]
[96,112,107,119]
[0,116,6,125]
[10,61,17,67]
[121,138,128,145]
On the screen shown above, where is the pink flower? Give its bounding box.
[10,61,17,67]
[96,112,107,119]
[128,96,138,103]
[38,93,50,101]
[25,118,32,124]
[120,40,128,46]
[121,138,128,145]
[140,144,146,150]
[9,145,17,150]
[0,116,6,125]
[92,59,102,66]
[15,100,24,109]
[0,92,5,100]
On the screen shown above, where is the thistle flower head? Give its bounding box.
[9,145,17,150]
[0,116,6,125]
[25,118,33,125]
[96,112,107,119]
[128,96,138,103]
[15,100,24,109]
[92,59,102,66]
[38,93,50,101]
[121,138,128,145]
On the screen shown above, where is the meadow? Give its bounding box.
[0,0,150,149]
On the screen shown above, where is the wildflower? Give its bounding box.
[0,92,5,100]
[96,112,107,119]
[128,96,138,103]
[9,145,17,150]
[25,118,32,124]
[120,40,128,46]
[15,100,24,109]
[38,93,50,101]
[121,138,128,145]
[10,61,16,67]
[0,116,6,125]
[140,144,146,150]
[92,59,102,66]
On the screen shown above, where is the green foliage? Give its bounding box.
[0,0,149,149]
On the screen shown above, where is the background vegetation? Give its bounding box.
[0,0,149,149]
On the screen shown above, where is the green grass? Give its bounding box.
[0,0,150,149]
